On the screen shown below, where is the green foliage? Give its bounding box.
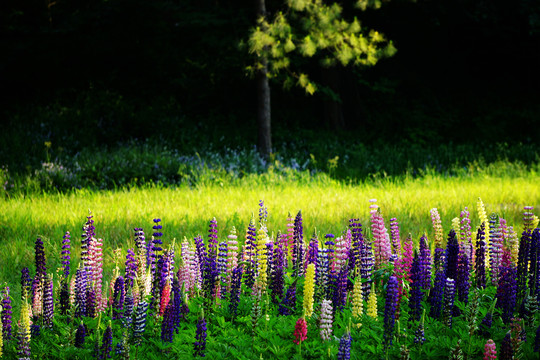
[248,0,396,94]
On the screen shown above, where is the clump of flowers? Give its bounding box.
[483,339,496,360]
[293,317,307,345]
[319,299,333,341]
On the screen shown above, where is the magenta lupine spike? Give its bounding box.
[372,210,391,269]
[489,214,503,286]
[460,208,473,263]
[390,218,401,256]
[484,339,497,360]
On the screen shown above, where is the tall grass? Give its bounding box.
[1,170,538,300]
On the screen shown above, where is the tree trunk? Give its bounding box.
[256,0,272,159]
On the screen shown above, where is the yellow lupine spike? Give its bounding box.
[21,301,31,343]
[367,283,377,319]
[351,277,363,327]
[303,263,316,318]
[477,198,490,270]
[256,225,269,293]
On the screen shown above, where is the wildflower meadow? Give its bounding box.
[1,196,540,359]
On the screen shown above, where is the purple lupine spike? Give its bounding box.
[208,217,219,261]
[419,235,432,292]
[61,231,71,278]
[74,322,86,348]
[324,234,335,273]
[81,213,95,280]
[75,267,87,318]
[429,269,446,319]
[443,278,456,328]
[456,248,470,308]
[265,241,274,281]
[132,301,149,345]
[360,235,374,298]
[383,275,399,349]
[333,265,348,312]
[500,331,513,360]
[475,224,487,289]
[445,230,459,282]
[278,281,297,316]
[60,282,71,315]
[348,218,363,274]
[161,302,175,343]
[528,229,540,298]
[171,277,182,332]
[123,290,134,328]
[244,219,257,290]
[35,237,47,281]
[489,214,503,286]
[497,251,517,323]
[86,286,96,318]
[194,236,207,287]
[17,325,31,359]
[271,244,285,303]
[217,242,228,285]
[113,276,125,320]
[99,322,113,359]
[434,247,445,273]
[409,251,423,321]
[314,247,328,303]
[259,200,268,226]
[337,331,352,360]
[151,218,163,273]
[307,234,318,268]
[20,267,32,300]
[125,249,137,289]
[42,275,54,329]
[293,211,304,277]
[1,286,13,341]
[229,265,243,317]
[390,218,401,256]
[194,316,207,357]
[516,230,531,309]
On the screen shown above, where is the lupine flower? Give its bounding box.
[151,218,163,270]
[477,198,490,269]
[244,221,257,290]
[506,225,519,265]
[20,268,31,301]
[256,226,269,292]
[34,237,47,281]
[194,316,207,357]
[489,214,503,285]
[516,230,531,309]
[430,208,444,249]
[293,211,304,277]
[337,331,352,360]
[0,309,2,357]
[99,321,113,359]
[132,301,149,345]
[389,217,401,255]
[325,233,336,278]
[125,249,137,289]
[456,248,470,309]
[429,269,445,319]
[271,244,285,303]
[479,312,493,337]
[443,278,456,328]
[315,247,329,303]
[383,275,399,349]
[351,277,363,326]
[123,290,134,328]
[217,241,228,286]
[159,281,171,316]
[74,322,86,348]
[86,286,96,319]
[500,331,512,360]
[279,281,297,316]
[414,310,426,345]
[396,235,413,299]
[451,218,460,241]
[75,267,87,318]
[293,317,307,345]
[306,234,318,269]
[81,213,95,282]
[59,277,70,315]
[285,213,295,264]
[113,276,125,320]
[1,286,12,341]
[483,339,496,360]
[229,265,243,317]
[371,209,391,269]
[161,302,174,343]
[17,318,31,360]
[497,252,517,323]
[208,217,218,260]
[367,282,378,319]
[524,206,535,230]
[171,277,181,332]
[31,275,43,320]
[348,219,363,273]
[251,287,262,335]
[419,235,432,292]
[90,236,104,312]
[460,208,473,261]
[302,264,315,317]
[61,231,71,279]
[336,232,350,272]
[409,251,423,322]
[475,224,487,289]
[42,274,54,329]
[445,230,459,281]
[319,299,333,340]
[529,228,540,298]
[360,235,374,298]
[333,265,348,312]
[226,227,239,279]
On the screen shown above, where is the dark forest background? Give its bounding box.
[1,0,539,182]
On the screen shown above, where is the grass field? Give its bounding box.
[1,170,538,296]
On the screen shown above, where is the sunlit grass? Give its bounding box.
[1,171,538,294]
